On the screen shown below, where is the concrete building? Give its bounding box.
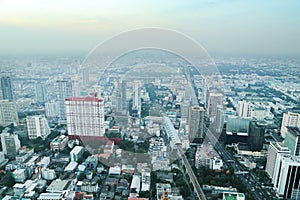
[207,92,223,117]
[26,115,50,140]
[1,131,21,158]
[35,83,47,104]
[281,110,300,138]
[248,121,265,151]
[12,168,27,183]
[56,79,73,120]
[188,106,205,144]
[45,101,58,118]
[265,142,290,180]
[284,127,300,156]
[0,100,18,126]
[215,105,225,133]
[50,135,68,152]
[237,100,253,118]
[1,72,14,100]
[70,146,84,162]
[115,80,127,115]
[132,81,142,117]
[66,95,105,138]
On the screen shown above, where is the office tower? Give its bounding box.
[248,121,265,151]
[1,72,14,100]
[284,127,300,156]
[35,83,47,104]
[45,101,58,118]
[115,80,127,115]
[225,116,251,144]
[281,111,300,138]
[207,92,223,117]
[132,81,141,117]
[272,156,300,199]
[265,142,290,180]
[0,100,19,126]
[82,68,89,86]
[188,106,205,143]
[180,100,190,121]
[215,105,225,133]
[65,94,105,138]
[237,100,253,118]
[26,115,50,140]
[1,132,21,158]
[56,79,73,120]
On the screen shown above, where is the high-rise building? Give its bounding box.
[207,92,223,117]
[180,100,190,121]
[0,72,14,100]
[132,81,141,117]
[265,142,290,180]
[65,94,105,138]
[115,80,127,115]
[0,99,18,126]
[248,121,265,151]
[26,115,50,140]
[45,101,58,118]
[284,127,300,156]
[1,131,21,158]
[188,106,205,143]
[35,83,47,104]
[281,111,300,138]
[272,156,300,199]
[215,105,225,133]
[225,116,251,144]
[56,79,73,120]
[237,100,253,118]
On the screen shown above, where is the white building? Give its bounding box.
[45,101,58,118]
[237,100,253,118]
[65,95,105,137]
[132,81,142,117]
[0,99,18,126]
[50,135,68,152]
[1,132,21,158]
[280,111,300,138]
[13,168,27,183]
[141,168,151,192]
[26,115,50,140]
[42,168,56,180]
[130,175,141,197]
[265,142,290,181]
[70,146,84,162]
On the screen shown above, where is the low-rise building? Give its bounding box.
[50,135,68,152]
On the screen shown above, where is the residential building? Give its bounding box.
[26,115,50,139]
[188,106,205,144]
[0,100,18,126]
[280,110,300,138]
[1,72,14,100]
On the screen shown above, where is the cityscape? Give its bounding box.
[1,1,300,200]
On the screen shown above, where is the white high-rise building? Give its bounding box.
[66,95,105,137]
[207,92,223,117]
[280,111,300,138]
[115,80,127,115]
[0,99,18,126]
[35,83,47,104]
[132,81,142,117]
[272,156,300,199]
[45,101,58,118]
[265,142,290,180]
[56,79,73,120]
[215,105,225,133]
[1,132,21,158]
[26,115,50,140]
[237,100,253,118]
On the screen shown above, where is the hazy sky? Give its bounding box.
[0,0,299,56]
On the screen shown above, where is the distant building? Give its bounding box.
[65,94,105,138]
[265,142,290,180]
[0,100,18,126]
[35,83,47,104]
[284,127,300,156]
[207,92,223,117]
[180,100,190,120]
[45,101,58,118]
[1,72,14,100]
[237,100,253,118]
[56,79,73,120]
[248,121,265,151]
[215,105,225,133]
[50,135,68,152]
[132,81,142,117]
[115,80,127,115]
[1,131,21,158]
[188,106,205,144]
[280,111,300,138]
[26,115,50,140]
[225,116,251,144]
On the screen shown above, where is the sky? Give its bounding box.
[0,0,299,57]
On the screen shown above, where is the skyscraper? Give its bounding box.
[207,92,223,118]
[1,131,21,158]
[26,115,50,140]
[0,99,18,126]
[45,101,58,118]
[215,105,225,133]
[284,127,300,156]
[188,106,205,143]
[115,80,127,115]
[248,121,265,151]
[265,142,290,180]
[237,100,253,118]
[35,83,47,104]
[132,81,141,117]
[1,72,14,100]
[280,110,300,138]
[65,94,105,138]
[56,79,73,120]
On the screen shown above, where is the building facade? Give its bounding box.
[281,111,300,138]
[188,106,205,144]
[0,100,19,126]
